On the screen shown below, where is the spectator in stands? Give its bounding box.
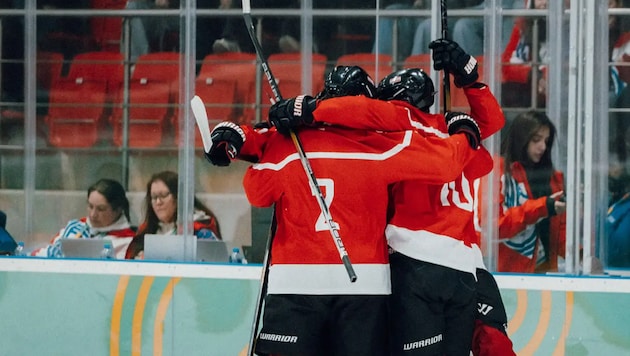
[409,0,524,57]
[452,0,524,55]
[2,0,25,112]
[372,0,425,62]
[0,210,18,256]
[125,170,222,259]
[609,0,630,83]
[37,0,91,61]
[32,178,136,259]
[501,0,549,108]
[608,0,630,180]
[127,0,180,63]
[497,110,566,273]
[196,0,232,64]
[607,152,630,267]
[212,0,296,55]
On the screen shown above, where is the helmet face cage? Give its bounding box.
[317,65,377,100]
[377,68,435,111]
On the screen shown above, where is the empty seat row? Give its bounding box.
[41,51,486,148]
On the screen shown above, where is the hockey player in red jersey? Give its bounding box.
[266,40,514,355]
[204,65,489,356]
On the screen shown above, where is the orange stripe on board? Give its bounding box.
[110,275,130,356]
[131,276,155,356]
[153,277,182,356]
[507,289,528,336]
[518,290,552,355]
[552,291,574,356]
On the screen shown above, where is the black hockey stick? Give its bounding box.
[247,212,276,356]
[242,1,357,354]
[440,0,451,112]
[241,0,356,282]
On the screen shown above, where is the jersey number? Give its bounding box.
[314,178,338,232]
[440,173,474,212]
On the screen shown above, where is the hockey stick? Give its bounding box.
[440,0,451,112]
[241,0,357,283]
[247,212,276,356]
[190,95,213,153]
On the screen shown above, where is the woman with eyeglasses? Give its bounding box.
[32,178,136,259]
[125,170,222,259]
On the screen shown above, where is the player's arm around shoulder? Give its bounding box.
[464,83,505,139]
[395,130,476,185]
[242,154,280,209]
[238,124,276,162]
[313,95,415,131]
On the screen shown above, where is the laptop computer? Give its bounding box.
[60,238,112,259]
[143,234,197,262]
[196,239,229,263]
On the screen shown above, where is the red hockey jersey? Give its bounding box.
[243,126,478,295]
[312,87,505,275]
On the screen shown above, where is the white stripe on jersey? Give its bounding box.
[409,119,449,138]
[267,263,391,295]
[251,130,414,171]
[472,243,487,270]
[386,225,477,276]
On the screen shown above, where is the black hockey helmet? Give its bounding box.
[376,68,435,112]
[316,65,377,100]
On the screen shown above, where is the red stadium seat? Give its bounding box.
[335,53,392,83]
[193,77,238,147]
[111,52,181,147]
[197,52,256,120]
[90,0,126,51]
[45,78,108,148]
[37,51,64,91]
[67,51,124,93]
[44,51,123,147]
[243,52,327,124]
[403,54,432,72]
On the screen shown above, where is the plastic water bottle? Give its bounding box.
[100,242,115,260]
[14,241,26,257]
[229,247,247,264]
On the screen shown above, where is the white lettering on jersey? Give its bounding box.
[439,173,473,212]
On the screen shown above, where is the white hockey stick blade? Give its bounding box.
[190,95,213,153]
[242,0,251,14]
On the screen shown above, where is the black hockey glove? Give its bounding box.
[446,112,481,150]
[429,38,479,88]
[268,95,317,136]
[204,121,246,166]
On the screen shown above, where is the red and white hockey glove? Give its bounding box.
[205,121,246,166]
[446,112,481,149]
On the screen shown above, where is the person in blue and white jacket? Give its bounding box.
[32,178,136,259]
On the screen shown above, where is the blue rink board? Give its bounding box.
[1,259,630,355]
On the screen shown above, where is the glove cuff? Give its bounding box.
[294,95,316,124]
[447,113,481,149]
[447,114,480,134]
[213,121,246,143]
[454,56,479,88]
